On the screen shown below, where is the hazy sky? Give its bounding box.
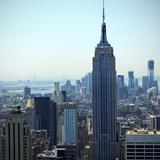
[0,0,160,80]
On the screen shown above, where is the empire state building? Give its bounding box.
[92,3,117,160]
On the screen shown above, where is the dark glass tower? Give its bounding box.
[92,3,117,160]
[34,97,57,148]
[148,60,154,87]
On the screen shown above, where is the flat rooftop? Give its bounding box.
[127,130,160,135]
[126,130,160,143]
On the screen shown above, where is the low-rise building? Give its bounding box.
[126,130,160,160]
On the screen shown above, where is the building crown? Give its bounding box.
[98,1,110,47]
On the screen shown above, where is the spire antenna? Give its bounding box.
[103,0,105,23]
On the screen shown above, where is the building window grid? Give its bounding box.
[64,109,76,144]
[127,144,160,159]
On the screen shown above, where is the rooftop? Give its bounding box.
[126,130,160,143]
[127,130,160,135]
[10,106,25,115]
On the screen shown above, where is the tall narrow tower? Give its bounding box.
[0,106,31,160]
[148,60,154,87]
[92,2,117,160]
[64,103,77,144]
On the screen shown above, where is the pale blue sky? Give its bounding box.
[0,0,160,80]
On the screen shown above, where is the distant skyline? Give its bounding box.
[0,0,160,80]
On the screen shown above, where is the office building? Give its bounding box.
[57,144,77,160]
[24,86,31,99]
[57,114,64,144]
[117,75,124,88]
[37,145,77,160]
[34,97,57,148]
[149,115,160,130]
[34,97,50,131]
[87,72,92,93]
[37,148,66,160]
[92,3,117,160]
[25,98,38,129]
[117,75,128,99]
[134,78,139,88]
[64,80,72,95]
[148,60,154,87]
[126,130,160,160]
[142,76,149,90]
[64,103,77,144]
[81,73,92,94]
[0,106,31,160]
[61,91,67,102]
[54,82,60,96]
[49,100,57,147]
[153,80,159,94]
[75,80,81,96]
[128,71,135,90]
[117,75,126,99]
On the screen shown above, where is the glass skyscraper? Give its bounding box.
[142,76,149,90]
[92,3,117,160]
[148,60,154,87]
[64,103,77,144]
[34,97,57,148]
[128,71,135,90]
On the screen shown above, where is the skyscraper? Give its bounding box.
[25,98,37,129]
[0,106,31,160]
[61,90,67,102]
[92,3,117,160]
[49,100,57,147]
[34,97,50,131]
[128,71,135,90]
[148,60,154,87]
[54,82,60,95]
[142,76,149,90]
[75,80,81,96]
[34,97,57,148]
[117,75,124,89]
[81,72,92,94]
[117,75,127,100]
[24,86,31,99]
[64,103,77,145]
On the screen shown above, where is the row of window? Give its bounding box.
[127,145,160,148]
[127,142,160,144]
[127,149,160,152]
[127,157,160,159]
[127,153,160,156]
